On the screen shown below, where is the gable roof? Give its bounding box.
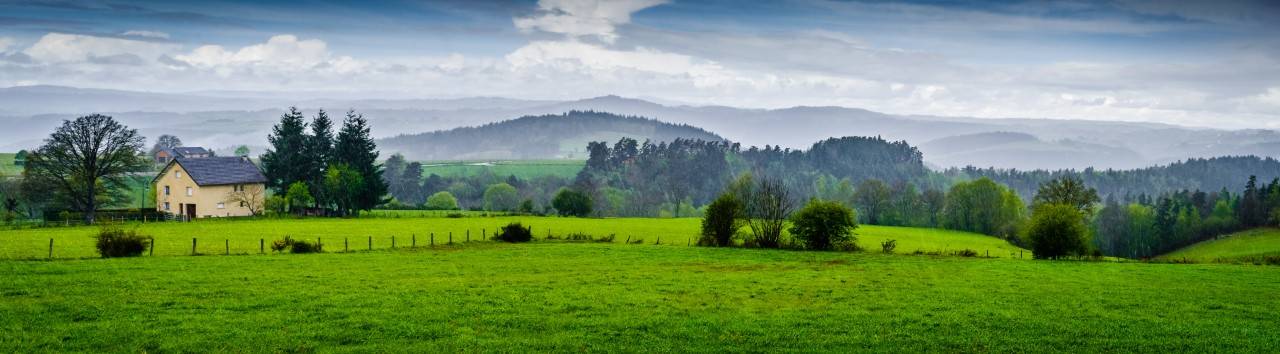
[157,157,267,186]
[171,146,210,157]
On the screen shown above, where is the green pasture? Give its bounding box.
[0,216,1026,259]
[1163,228,1280,263]
[0,153,20,176]
[418,160,584,179]
[2,242,1278,352]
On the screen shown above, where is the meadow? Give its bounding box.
[1163,228,1280,264]
[418,160,584,179]
[2,242,1279,352]
[0,153,20,176]
[0,216,1027,259]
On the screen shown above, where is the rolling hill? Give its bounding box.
[377,111,724,160]
[1162,228,1280,264]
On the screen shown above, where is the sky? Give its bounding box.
[0,0,1278,128]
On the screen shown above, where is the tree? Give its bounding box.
[260,107,309,193]
[1239,175,1265,227]
[790,199,858,250]
[1026,203,1089,259]
[306,109,335,209]
[149,134,182,157]
[743,176,794,248]
[552,188,593,217]
[854,179,891,224]
[285,181,314,214]
[23,114,148,223]
[1033,176,1100,217]
[224,184,266,216]
[942,178,1026,239]
[324,164,364,217]
[234,145,250,157]
[699,192,744,247]
[333,110,387,211]
[483,183,520,211]
[425,191,459,210]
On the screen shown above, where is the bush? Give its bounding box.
[496,222,533,243]
[290,239,322,254]
[881,239,897,254]
[1026,203,1089,259]
[552,188,593,217]
[789,199,858,250]
[483,183,520,211]
[425,191,459,210]
[95,227,150,258]
[446,212,464,218]
[954,249,979,257]
[271,236,293,253]
[699,193,743,247]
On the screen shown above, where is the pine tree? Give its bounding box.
[333,110,387,213]
[307,109,334,209]
[261,107,309,193]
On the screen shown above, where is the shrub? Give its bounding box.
[271,236,293,253]
[1026,203,1089,259]
[496,222,533,243]
[290,239,322,254]
[881,239,897,254]
[954,249,979,257]
[565,232,593,241]
[552,188,593,217]
[95,227,151,258]
[789,199,858,250]
[446,212,464,218]
[425,191,459,210]
[699,193,743,247]
[597,234,616,243]
[483,183,520,211]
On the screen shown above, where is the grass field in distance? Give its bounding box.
[1162,228,1280,263]
[418,160,584,179]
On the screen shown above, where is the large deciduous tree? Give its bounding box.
[24,114,149,223]
[1032,176,1100,217]
[149,134,183,157]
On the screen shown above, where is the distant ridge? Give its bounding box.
[377,111,724,160]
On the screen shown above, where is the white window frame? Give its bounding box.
[163,202,170,211]
[186,187,193,196]
[217,202,225,209]
[175,171,182,179]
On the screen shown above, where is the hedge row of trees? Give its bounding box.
[260,108,387,217]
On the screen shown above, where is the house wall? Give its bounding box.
[155,163,262,218]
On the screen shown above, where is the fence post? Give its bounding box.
[150,237,155,256]
[192,238,197,255]
[626,235,630,244]
[467,230,470,243]
[656,237,660,245]
[431,233,435,246]
[318,237,322,250]
[345,237,349,252]
[48,238,53,259]
[412,234,416,247]
[368,236,372,251]
[260,239,264,253]
[392,236,396,248]
[225,239,229,255]
[449,232,453,245]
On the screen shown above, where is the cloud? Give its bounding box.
[122,30,170,39]
[22,32,176,63]
[176,34,335,73]
[0,37,14,53]
[513,0,667,43]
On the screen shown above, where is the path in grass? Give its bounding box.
[2,243,1278,352]
[0,216,1026,259]
[1163,228,1280,263]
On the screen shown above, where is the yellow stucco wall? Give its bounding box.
[155,162,263,218]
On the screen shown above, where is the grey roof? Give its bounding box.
[170,157,267,186]
[172,146,210,156]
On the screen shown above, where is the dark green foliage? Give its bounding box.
[289,239,322,254]
[261,107,309,193]
[333,110,388,213]
[789,199,858,250]
[496,222,532,243]
[270,236,293,253]
[942,178,1025,239]
[854,179,891,224]
[482,183,519,211]
[1027,204,1089,259]
[552,189,593,217]
[23,114,149,224]
[699,193,743,247]
[881,239,897,253]
[1032,176,1100,217]
[741,177,794,249]
[519,199,535,214]
[425,191,459,210]
[95,227,150,258]
[324,164,364,217]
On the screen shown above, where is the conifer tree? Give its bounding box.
[333,110,387,212]
[261,107,309,193]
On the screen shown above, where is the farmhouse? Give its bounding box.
[154,146,212,164]
[154,157,267,219]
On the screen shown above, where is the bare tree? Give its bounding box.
[224,184,266,216]
[149,134,183,156]
[24,114,149,224]
[742,176,795,248]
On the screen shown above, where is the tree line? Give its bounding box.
[260,107,387,217]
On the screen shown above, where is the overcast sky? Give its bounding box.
[1,0,1278,128]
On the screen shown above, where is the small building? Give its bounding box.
[154,157,267,219]
[155,146,212,164]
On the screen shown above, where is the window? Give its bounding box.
[240,201,246,207]
[175,171,182,179]
[217,202,225,209]
[163,202,170,211]
[186,187,193,196]
[164,186,170,195]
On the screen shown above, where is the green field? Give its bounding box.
[0,153,20,176]
[1163,228,1280,263]
[419,160,584,179]
[3,241,1279,352]
[0,216,1026,259]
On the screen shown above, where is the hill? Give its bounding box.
[378,111,724,160]
[949,156,1280,200]
[920,132,1145,170]
[1162,228,1280,264]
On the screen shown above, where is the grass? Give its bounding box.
[0,216,1026,259]
[419,160,584,179]
[0,153,20,176]
[2,242,1278,352]
[1162,228,1280,264]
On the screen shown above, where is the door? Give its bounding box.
[186,204,196,219]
